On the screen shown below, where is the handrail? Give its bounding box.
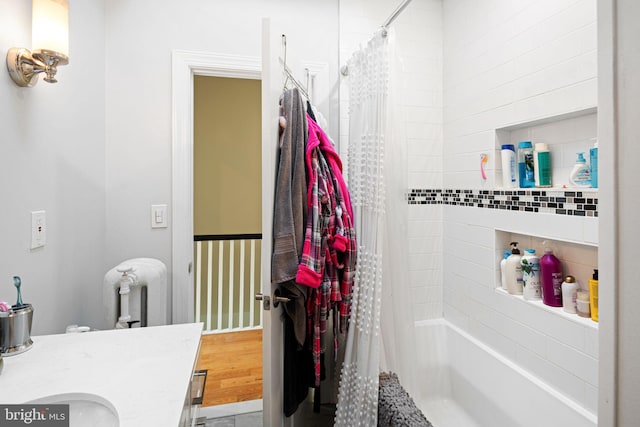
[194,233,262,242]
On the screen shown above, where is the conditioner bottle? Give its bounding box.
[521,249,541,300]
[534,143,552,188]
[540,248,563,307]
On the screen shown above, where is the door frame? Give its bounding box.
[172,27,285,425]
[171,50,261,324]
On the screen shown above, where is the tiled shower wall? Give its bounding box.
[341,0,599,415]
[442,0,598,414]
[339,0,444,321]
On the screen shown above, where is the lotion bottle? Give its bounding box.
[569,152,592,187]
[561,275,579,314]
[505,242,523,295]
[500,250,510,291]
[521,249,541,300]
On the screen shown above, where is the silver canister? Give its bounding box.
[0,304,34,355]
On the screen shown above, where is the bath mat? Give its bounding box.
[378,372,434,427]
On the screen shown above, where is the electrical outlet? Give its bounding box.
[31,210,46,249]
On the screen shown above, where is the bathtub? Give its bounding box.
[413,319,597,427]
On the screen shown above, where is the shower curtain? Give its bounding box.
[335,29,415,426]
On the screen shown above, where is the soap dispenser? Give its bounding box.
[569,152,592,187]
[505,242,523,295]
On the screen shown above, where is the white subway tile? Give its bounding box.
[409,220,443,237]
[409,236,442,254]
[468,320,519,361]
[547,337,598,386]
[584,383,598,415]
[409,172,443,188]
[584,326,598,359]
[516,345,587,407]
[412,286,429,304]
[413,303,429,321]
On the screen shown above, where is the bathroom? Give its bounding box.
[0,0,638,426]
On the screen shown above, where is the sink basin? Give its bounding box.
[27,393,119,427]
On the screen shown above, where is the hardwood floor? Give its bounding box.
[197,329,263,407]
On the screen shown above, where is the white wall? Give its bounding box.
[0,0,339,334]
[339,0,444,321]
[0,0,106,335]
[104,0,339,324]
[442,0,599,415]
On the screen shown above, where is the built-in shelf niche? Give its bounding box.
[495,107,598,190]
[495,229,598,329]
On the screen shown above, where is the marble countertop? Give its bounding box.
[0,323,203,427]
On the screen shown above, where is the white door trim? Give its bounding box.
[171,50,261,324]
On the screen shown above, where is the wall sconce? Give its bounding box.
[6,0,69,87]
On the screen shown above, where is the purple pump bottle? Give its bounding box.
[540,248,563,307]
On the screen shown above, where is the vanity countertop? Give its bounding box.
[0,323,203,427]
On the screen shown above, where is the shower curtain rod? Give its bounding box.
[340,0,414,76]
[382,0,414,31]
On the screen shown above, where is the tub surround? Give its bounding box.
[0,323,203,427]
[415,319,597,427]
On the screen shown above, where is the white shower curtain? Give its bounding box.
[335,29,415,426]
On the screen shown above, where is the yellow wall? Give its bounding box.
[194,76,262,235]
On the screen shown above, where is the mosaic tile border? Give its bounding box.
[408,189,599,217]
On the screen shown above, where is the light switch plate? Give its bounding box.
[31,210,46,249]
[151,204,168,228]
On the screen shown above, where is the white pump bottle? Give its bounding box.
[505,242,523,295]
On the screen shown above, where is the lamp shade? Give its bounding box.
[32,0,69,57]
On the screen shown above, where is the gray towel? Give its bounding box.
[271,88,308,345]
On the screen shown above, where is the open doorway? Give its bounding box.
[192,76,264,413]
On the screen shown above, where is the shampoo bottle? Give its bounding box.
[590,140,598,188]
[589,269,599,322]
[505,242,523,295]
[569,152,592,187]
[534,143,552,188]
[521,249,541,300]
[501,144,517,188]
[540,248,563,307]
[500,250,510,291]
[561,275,579,314]
[518,141,535,188]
